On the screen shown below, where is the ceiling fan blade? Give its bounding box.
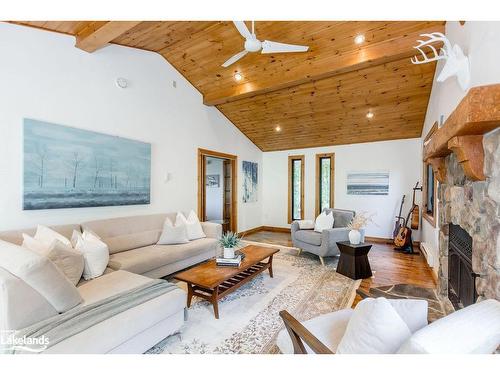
[233,21,253,40]
[221,50,248,68]
[261,40,309,54]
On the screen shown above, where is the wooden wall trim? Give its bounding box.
[315,153,335,217]
[197,148,238,233]
[423,84,500,181]
[288,155,305,224]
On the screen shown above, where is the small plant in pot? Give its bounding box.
[347,212,375,245]
[219,231,242,259]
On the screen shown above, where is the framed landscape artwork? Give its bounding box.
[242,161,258,203]
[206,174,220,188]
[346,171,389,195]
[23,118,151,210]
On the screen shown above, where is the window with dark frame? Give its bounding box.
[315,153,334,216]
[288,155,304,223]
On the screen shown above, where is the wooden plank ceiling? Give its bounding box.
[12,21,444,151]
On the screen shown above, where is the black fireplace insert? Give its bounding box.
[448,223,477,308]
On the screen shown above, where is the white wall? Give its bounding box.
[420,21,500,268]
[205,158,224,221]
[0,23,263,231]
[262,138,422,239]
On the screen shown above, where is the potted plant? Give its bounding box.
[347,212,375,245]
[219,231,242,258]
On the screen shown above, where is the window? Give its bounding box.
[315,153,335,216]
[288,155,304,223]
[423,123,438,227]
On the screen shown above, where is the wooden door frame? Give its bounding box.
[288,155,305,224]
[198,148,238,233]
[315,153,335,216]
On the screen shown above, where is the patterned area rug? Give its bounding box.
[368,284,455,322]
[146,242,360,354]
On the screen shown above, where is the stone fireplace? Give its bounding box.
[437,129,500,306]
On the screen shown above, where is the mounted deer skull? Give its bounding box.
[411,32,470,91]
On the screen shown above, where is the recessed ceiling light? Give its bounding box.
[354,34,365,44]
[234,72,243,81]
[366,111,374,119]
[275,125,282,132]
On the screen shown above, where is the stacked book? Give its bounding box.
[216,251,246,267]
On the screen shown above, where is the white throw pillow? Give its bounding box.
[175,210,206,241]
[22,234,84,286]
[314,211,334,232]
[22,233,50,253]
[298,220,315,230]
[71,230,109,280]
[337,297,412,354]
[34,225,72,247]
[157,218,189,245]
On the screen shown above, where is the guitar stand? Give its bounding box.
[394,236,419,254]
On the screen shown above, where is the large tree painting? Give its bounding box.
[23,118,151,210]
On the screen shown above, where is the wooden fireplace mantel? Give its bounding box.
[423,84,500,182]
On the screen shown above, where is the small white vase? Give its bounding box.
[348,230,361,245]
[224,247,235,259]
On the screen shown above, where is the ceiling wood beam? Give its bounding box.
[203,25,444,106]
[75,21,141,53]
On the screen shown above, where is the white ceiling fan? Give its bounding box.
[221,21,309,68]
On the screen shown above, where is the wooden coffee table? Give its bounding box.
[174,245,279,319]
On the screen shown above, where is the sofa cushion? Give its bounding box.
[108,238,218,275]
[0,267,58,330]
[82,214,170,254]
[277,308,353,354]
[294,230,322,246]
[397,299,500,354]
[0,239,82,312]
[337,297,411,354]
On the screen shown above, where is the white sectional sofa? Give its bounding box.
[0,213,222,354]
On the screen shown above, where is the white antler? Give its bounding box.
[410,32,451,65]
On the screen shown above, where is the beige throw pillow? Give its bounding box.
[157,218,189,245]
[22,234,84,286]
[0,239,82,313]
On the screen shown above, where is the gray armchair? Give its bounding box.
[291,208,355,265]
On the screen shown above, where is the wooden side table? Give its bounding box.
[336,241,373,280]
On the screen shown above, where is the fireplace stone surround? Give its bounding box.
[437,129,500,305]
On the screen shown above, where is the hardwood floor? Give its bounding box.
[244,230,437,306]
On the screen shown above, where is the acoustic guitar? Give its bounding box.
[394,182,422,249]
[394,207,413,248]
[392,195,406,239]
